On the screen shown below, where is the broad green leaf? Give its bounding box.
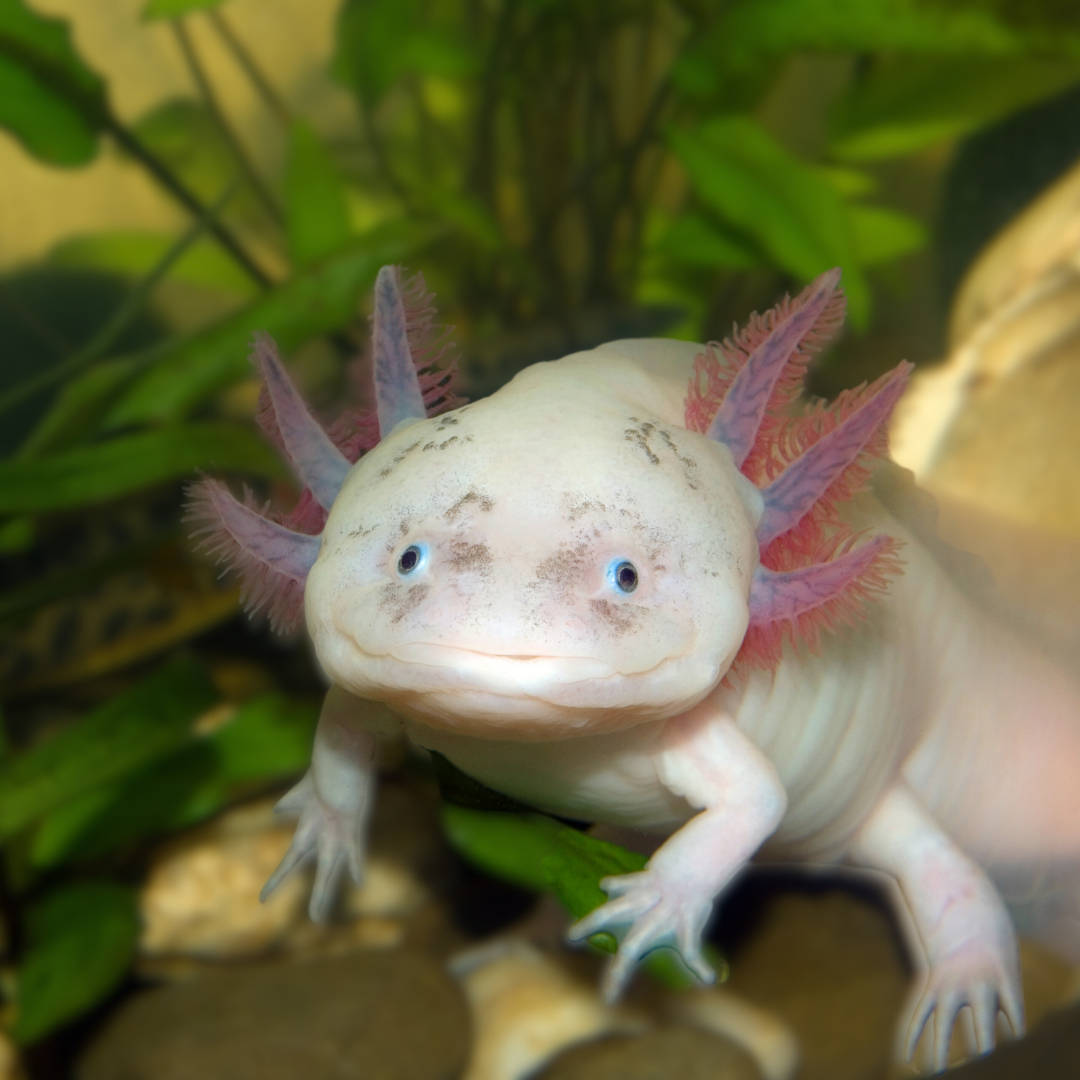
[830,56,1080,161]
[49,231,256,297]
[0,0,108,166]
[541,827,647,950]
[99,223,426,429]
[441,807,726,988]
[143,0,227,19]
[653,212,760,269]
[0,655,217,839]
[849,205,928,265]
[669,116,869,325]
[440,806,566,892]
[30,694,319,868]
[284,121,353,267]
[0,422,284,515]
[713,0,1030,67]
[333,0,476,105]
[11,882,138,1044]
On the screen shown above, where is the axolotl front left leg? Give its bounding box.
[262,687,391,919]
[569,699,788,1000]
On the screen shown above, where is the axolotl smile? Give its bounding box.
[304,352,761,737]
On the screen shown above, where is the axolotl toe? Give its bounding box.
[190,265,1080,1073]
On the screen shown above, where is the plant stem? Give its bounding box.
[206,8,292,128]
[172,19,285,227]
[0,188,236,421]
[106,118,272,288]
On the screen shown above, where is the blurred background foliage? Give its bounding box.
[3,0,1080,1061]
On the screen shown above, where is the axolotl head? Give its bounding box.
[191,266,908,741]
[305,350,762,738]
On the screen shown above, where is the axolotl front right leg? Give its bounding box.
[569,699,788,1000]
[261,686,393,920]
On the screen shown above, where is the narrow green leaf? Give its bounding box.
[284,120,353,267]
[15,358,134,460]
[653,212,761,269]
[830,56,1080,161]
[669,116,869,325]
[0,0,108,166]
[0,422,284,515]
[0,655,218,839]
[143,0,227,20]
[99,223,426,429]
[50,231,256,297]
[30,694,319,868]
[849,205,928,265]
[11,882,138,1044]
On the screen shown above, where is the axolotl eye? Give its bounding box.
[397,544,427,576]
[608,559,639,594]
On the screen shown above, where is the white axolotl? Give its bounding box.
[189,265,1080,1072]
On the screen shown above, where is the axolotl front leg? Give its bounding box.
[261,687,384,919]
[569,699,788,1001]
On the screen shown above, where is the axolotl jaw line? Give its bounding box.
[305,353,760,737]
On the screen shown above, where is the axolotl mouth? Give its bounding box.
[311,631,734,738]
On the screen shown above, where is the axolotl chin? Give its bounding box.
[190,265,1080,1072]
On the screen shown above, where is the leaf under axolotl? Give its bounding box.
[441,803,728,991]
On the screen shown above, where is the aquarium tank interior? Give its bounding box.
[2,0,1080,1077]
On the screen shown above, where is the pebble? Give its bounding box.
[0,1032,24,1080]
[534,1026,762,1080]
[78,951,470,1080]
[666,986,799,1080]
[137,787,436,966]
[452,939,647,1080]
[944,1000,1080,1078]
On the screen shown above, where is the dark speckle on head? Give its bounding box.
[379,439,424,478]
[378,581,430,624]
[438,437,459,450]
[445,490,495,521]
[435,415,459,429]
[589,599,638,636]
[448,541,493,574]
[535,543,587,588]
[565,495,606,522]
[624,426,659,465]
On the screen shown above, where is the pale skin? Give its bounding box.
[255,344,1078,1074]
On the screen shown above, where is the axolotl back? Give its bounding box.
[190,265,1080,1073]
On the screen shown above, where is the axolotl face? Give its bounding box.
[305,352,761,738]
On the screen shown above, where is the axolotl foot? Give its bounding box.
[260,771,367,921]
[902,912,1024,1072]
[567,866,717,1002]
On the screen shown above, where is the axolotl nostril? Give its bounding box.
[188,264,1080,1073]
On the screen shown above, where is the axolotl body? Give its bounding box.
[191,266,1080,1071]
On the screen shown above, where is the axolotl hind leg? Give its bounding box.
[849,783,1024,1073]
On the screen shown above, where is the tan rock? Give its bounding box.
[453,940,647,1080]
[0,1031,24,1080]
[79,951,470,1080]
[535,1027,763,1080]
[667,986,799,1080]
[139,800,309,959]
[138,796,431,963]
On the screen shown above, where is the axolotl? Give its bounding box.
[190,265,1080,1072]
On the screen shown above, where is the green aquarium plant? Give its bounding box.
[2,0,1080,1051]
